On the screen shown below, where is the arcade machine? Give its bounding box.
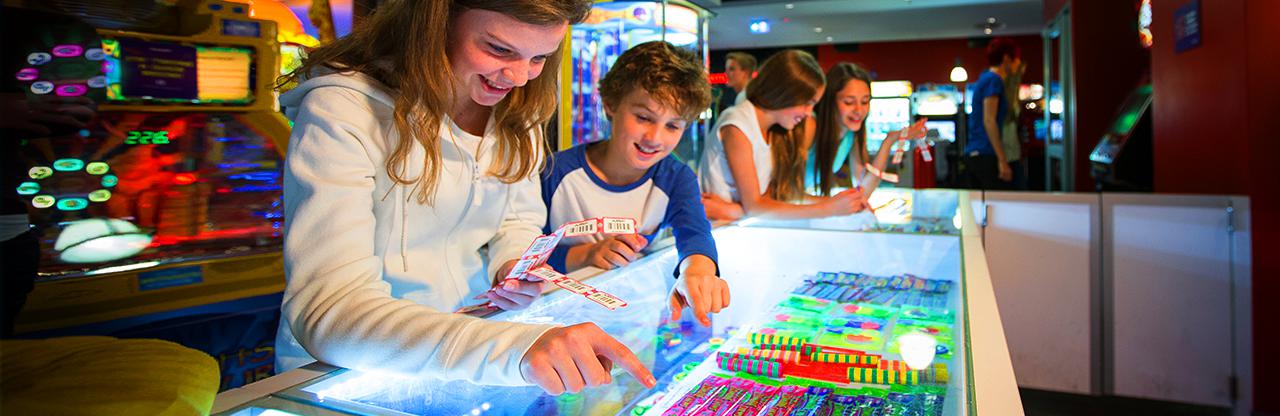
[1088,83,1153,191]
[911,85,962,187]
[866,80,914,186]
[9,0,291,389]
[560,0,711,164]
[231,0,321,91]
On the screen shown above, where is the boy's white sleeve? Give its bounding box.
[282,88,552,385]
[486,151,548,278]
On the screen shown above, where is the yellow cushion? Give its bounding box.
[2,336,219,416]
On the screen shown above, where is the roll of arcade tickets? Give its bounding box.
[551,276,596,296]
[864,163,900,183]
[561,219,598,237]
[601,217,637,234]
[917,139,933,162]
[586,291,628,310]
[504,257,541,281]
[525,233,563,258]
[524,267,563,282]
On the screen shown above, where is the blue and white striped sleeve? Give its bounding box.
[658,162,720,278]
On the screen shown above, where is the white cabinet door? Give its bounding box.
[977,192,1099,394]
[1105,194,1246,408]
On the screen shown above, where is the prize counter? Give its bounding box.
[212,189,1022,415]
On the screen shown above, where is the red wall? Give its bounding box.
[1245,0,1280,409]
[1150,0,1280,412]
[1151,0,1249,194]
[815,36,1044,88]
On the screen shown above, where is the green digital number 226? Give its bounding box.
[126,131,171,145]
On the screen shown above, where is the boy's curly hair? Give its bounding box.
[598,41,711,122]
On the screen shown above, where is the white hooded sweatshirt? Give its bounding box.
[275,71,554,385]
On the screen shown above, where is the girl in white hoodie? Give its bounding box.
[276,0,655,395]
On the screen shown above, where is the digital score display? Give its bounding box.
[126,130,172,145]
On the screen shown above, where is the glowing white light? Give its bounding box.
[897,332,938,370]
[85,261,160,276]
[481,402,492,410]
[949,66,968,83]
[55,218,153,263]
[1049,98,1064,114]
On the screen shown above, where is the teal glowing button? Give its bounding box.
[56,197,88,211]
[88,189,112,202]
[53,158,84,172]
[29,166,52,179]
[16,182,39,195]
[86,162,109,175]
[32,195,55,209]
[101,174,118,188]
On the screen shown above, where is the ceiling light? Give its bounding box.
[826,36,834,42]
[813,27,823,33]
[987,17,997,24]
[949,59,968,83]
[785,3,794,9]
[750,19,771,34]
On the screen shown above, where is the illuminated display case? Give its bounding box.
[213,190,1022,415]
[560,1,711,165]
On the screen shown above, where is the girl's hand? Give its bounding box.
[821,187,870,216]
[521,322,656,395]
[701,193,745,221]
[487,260,548,310]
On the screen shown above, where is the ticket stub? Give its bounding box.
[526,234,562,257]
[865,164,899,183]
[561,219,598,237]
[504,257,540,281]
[601,217,636,234]
[917,139,933,162]
[524,267,564,282]
[551,277,597,295]
[586,291,628,310]
[891,148,905,165]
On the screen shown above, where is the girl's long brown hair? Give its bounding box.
[812,62,874,196]
[281,0,591,204]
[745,49,825,202]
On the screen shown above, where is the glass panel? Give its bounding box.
[16,112,283,278]
[272,218,972,415]
[740,188,962,235]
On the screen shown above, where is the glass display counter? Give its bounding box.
[214,190,1020,415]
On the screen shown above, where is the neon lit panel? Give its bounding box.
[102,37,255,104]
[16,112,283,278]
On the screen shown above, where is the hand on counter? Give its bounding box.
[520,322,656,395]
[701,193,744,221]
[567,233,649,270]
[821,188,871,216]
[670,255,730,327]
